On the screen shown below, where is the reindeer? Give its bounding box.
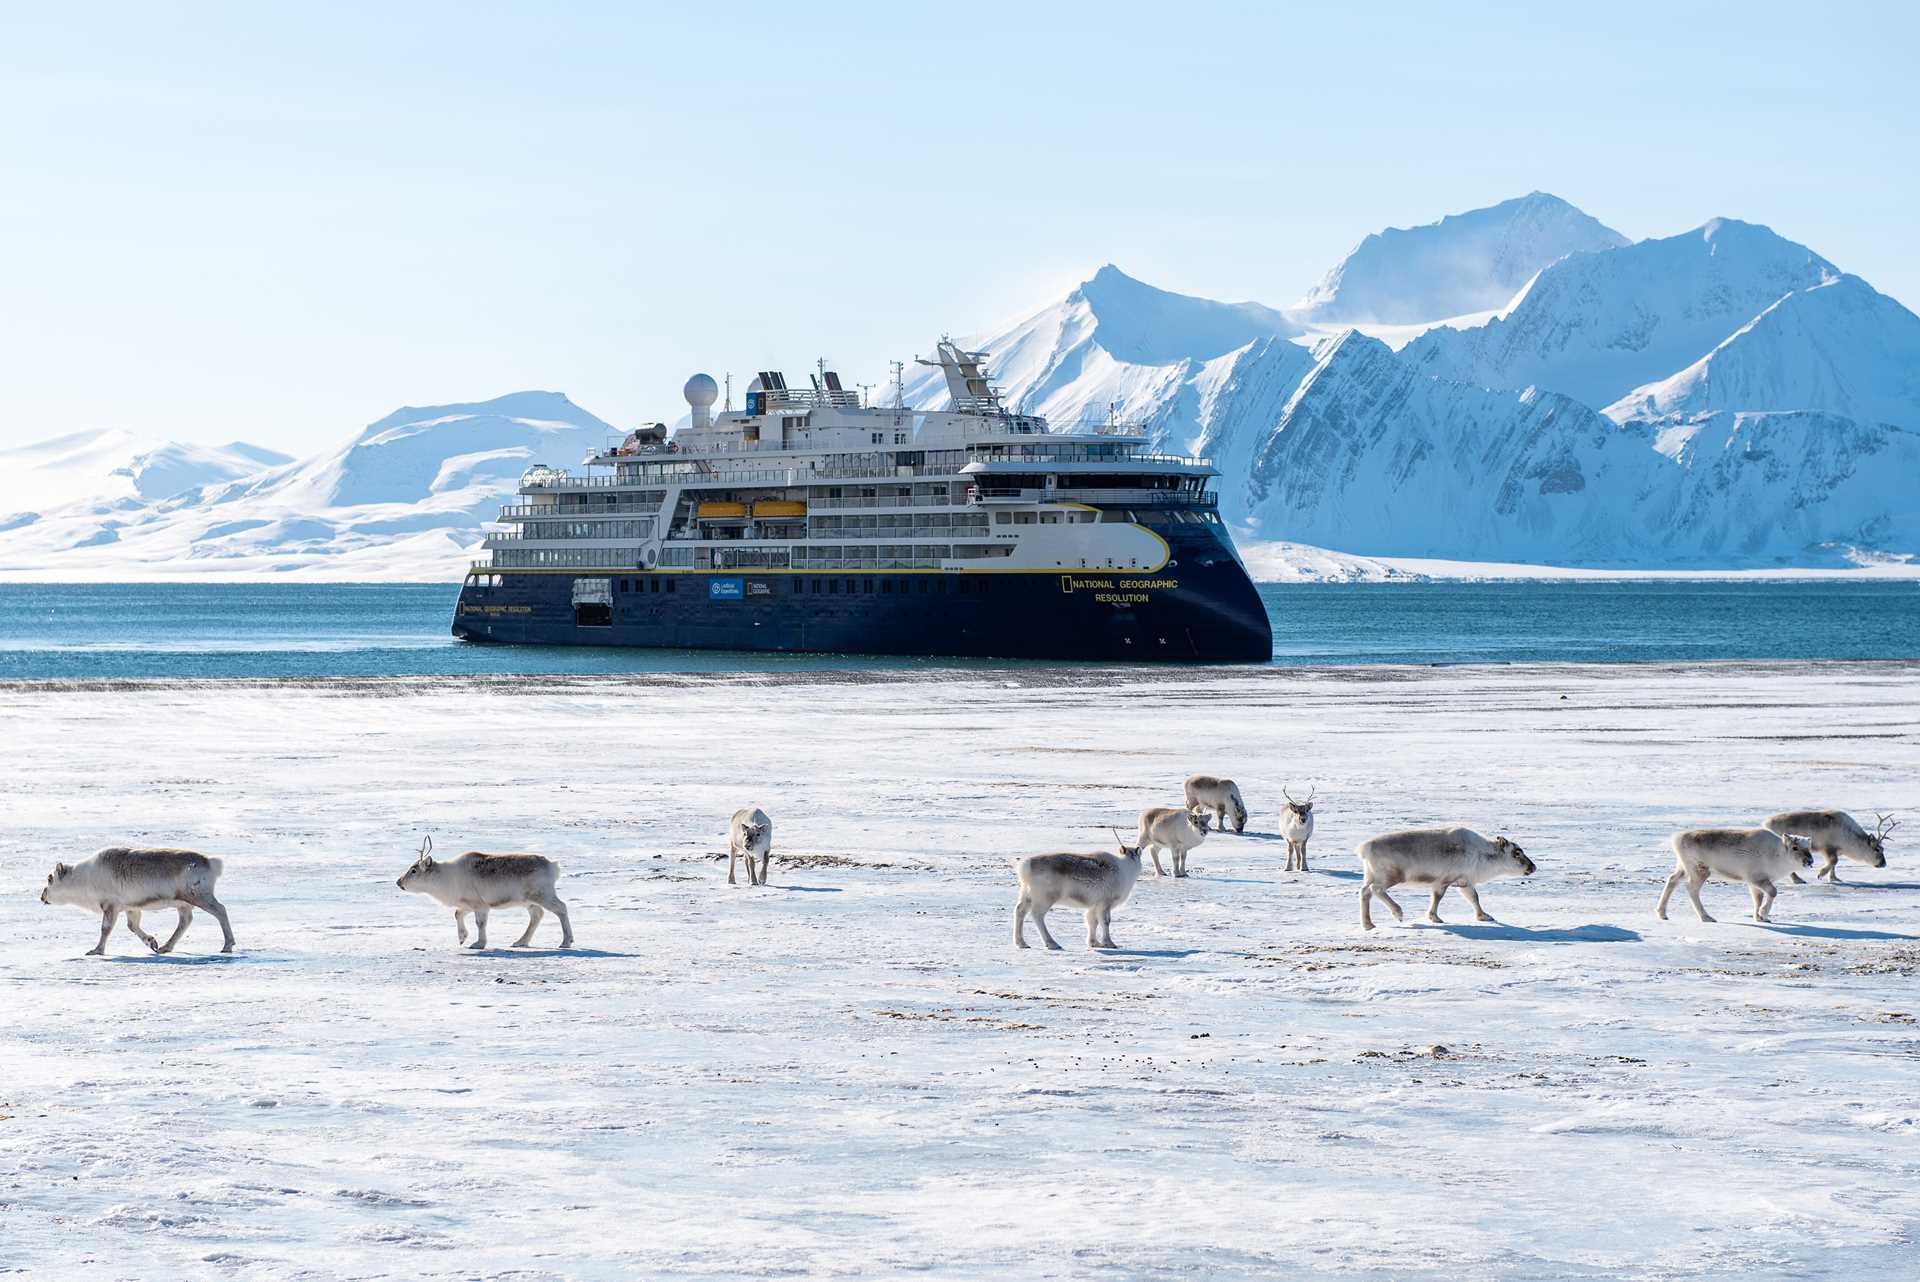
[396,837,574,949]
[40,847,237,956]
[728,807,774,886]
[1658,827,1813,924]
[1135,805,1209,879]
[1183,775,1247,834]
[1764,810,1895,883]
[1355,827,1535,930]
[1280,786,1316,872]
[1014,831,1145,950]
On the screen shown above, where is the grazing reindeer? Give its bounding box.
[1014,831,1145,950]
[1764,810,1895,883]
[40,847,237,956]
[1183,775,1247,834]
[1135,805,1209,879]
[728,807,773,886]
[1658,828,1813,924]
[397,837,574,949]
[1280,785,1317,872]
[1355,827,1535,930]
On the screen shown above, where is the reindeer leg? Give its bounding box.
[469,906,490,950]
[1298,840,1310,872]
[454,909,470,945]
[1756,878,1778,922]
[728,849,738,885]
[1033,904,1063,951]
[1147,845,1167,878]
[1684,867,1715,923]
[1014,893,1032,949]
[1359,880,1377,931]
[758,851,770,886]
[159,906,193,953]
[1656,868,1684,919]
[1426,885,1447,924]
[1748,880,1767,923]
[512,904,544,947]
[1085,908,1102,948]
[1459,883,1492,923]
[1820,850,1840,883]
[123,909,161,953]
[88,907,118,956]
[181,891,234,953]
[541,892,573,948]
[1100,906,1117,949]
[1374,882,1406,922]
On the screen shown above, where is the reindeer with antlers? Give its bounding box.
[1764,809,1896,883]
[1281,786,1316,872]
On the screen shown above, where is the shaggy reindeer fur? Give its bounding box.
[41,847,236,956]
[1355,827,1535,930]
[397,838,573,949]
[1658,828,1813,923]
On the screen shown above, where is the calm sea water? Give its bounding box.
[0,581,1914,680]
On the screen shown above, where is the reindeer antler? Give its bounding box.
[1306,784,1316,803]
[1875,812,1899,841]
[1283,784,1297,804]
[419,835,434,859]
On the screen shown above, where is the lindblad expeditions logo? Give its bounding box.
[1060,575,1177,605]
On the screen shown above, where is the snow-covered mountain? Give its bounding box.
[1603,274,1920,427]
[1293,192,1628,325]
[1228,334,1920,566]
[5,193,1916,580]
[0,430,291,514]
[0,393,617,580]
[1400,219,1841,409]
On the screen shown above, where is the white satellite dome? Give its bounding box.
[683,373,719,408]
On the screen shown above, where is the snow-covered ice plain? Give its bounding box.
[3,662,1918,1280]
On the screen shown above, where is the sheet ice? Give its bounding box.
[2,663,1917,1279]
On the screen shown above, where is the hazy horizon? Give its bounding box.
[4,1,1914,455]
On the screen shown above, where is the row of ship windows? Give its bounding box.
[610,576,997,598]
[807,513,989,532]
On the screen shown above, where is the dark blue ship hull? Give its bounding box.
[452,527,1272,663]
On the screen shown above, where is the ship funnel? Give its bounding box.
[684,372,719,429]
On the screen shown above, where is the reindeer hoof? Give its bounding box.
[221,944,235,954]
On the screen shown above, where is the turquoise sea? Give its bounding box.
[0,581,1914,679]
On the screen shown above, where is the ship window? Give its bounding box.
[666,578,676,593]
[862,579,873,594]
[1041,514,1061,524]
[829,579,839,594]
[995,512,1011,524]
[881,579,891,594]
[1014,513,1037,525]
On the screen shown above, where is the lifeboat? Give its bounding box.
[752,499,807,518]
[696,501,748,519]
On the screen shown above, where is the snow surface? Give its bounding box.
[1293,192,1628,325]
[2,664,1918,1279]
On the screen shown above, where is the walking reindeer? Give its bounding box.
[1281,786,1316,872]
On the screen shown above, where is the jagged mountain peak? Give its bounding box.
[1062,264,1297,365]
[1295,192,1629,326]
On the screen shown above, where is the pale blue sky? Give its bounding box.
[3,1,1914,452]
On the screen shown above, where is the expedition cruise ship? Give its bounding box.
[452,341,1271,661]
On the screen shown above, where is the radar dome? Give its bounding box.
[683,373,719,408]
